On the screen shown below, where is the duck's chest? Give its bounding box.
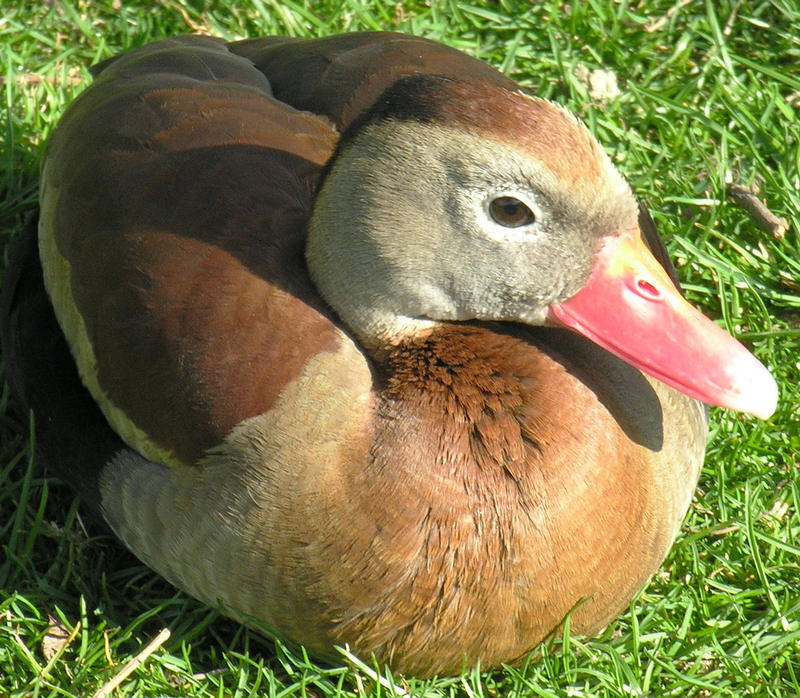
[318,323,706,671]
[100,322,706,676]
[365,323,704,523]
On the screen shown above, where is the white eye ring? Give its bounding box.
[489,195,536,227]
[480,190,543,241]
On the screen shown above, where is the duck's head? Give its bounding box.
[307,75,777,419]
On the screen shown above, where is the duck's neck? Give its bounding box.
[304,123,447,348]
[378,325,532,476]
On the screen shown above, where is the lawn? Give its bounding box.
[1,0,798,696]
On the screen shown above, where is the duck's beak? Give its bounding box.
[547,231,778,419]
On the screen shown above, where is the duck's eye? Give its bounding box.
[489,196,536,227]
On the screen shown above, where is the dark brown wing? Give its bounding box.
[40,36,342,466]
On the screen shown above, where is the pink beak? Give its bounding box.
[548,231,777,419]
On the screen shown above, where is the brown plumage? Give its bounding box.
[1,32,775,676]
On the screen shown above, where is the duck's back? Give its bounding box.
[33,33,523,469]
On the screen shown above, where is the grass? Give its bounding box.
[1,0,798,695]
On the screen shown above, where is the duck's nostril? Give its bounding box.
[636,278,661,300]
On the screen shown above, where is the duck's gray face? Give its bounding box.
[320,118,637,326]
[306,76,777,419]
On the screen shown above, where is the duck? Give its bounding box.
[1,32,777,677]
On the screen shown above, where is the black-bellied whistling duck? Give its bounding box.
[1,33,777,677]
